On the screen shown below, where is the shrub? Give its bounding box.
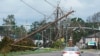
[51,40,63,48]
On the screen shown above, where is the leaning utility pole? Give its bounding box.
[44,0,65,42]
[54,3,65,40]
[13,10,74,44]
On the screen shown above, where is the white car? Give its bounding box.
[62,47,81,56]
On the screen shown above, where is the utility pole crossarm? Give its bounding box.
[13,10,74,44]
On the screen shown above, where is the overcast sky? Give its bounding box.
[0,0,100,26]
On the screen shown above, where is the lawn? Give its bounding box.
[0,48,60,56]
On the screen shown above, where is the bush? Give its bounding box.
[51,40,63,48]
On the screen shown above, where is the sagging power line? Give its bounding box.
[20,0,46,16]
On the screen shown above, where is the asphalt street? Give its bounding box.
[20,51,100,56]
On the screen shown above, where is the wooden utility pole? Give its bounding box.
[13,10,74,44]
[44,0,64,42]
[54,4,65,40]
[54,5,60,40]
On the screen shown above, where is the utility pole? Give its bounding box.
[54,5,59,39]
[54,2,65,40]
[13,10,74,44]
[45,0,64,40]
[42,31,44,47]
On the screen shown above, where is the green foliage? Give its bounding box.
[1,15,27,38]
[29,20,46,33]
[70,17,85,27]
[3,15,15,26]
[72,31,82,45]
[0,48,59,56]
[14,25,27,38]
[34,33,42,40]
[0,26,5,35]
[51,40,63,48]
[69,17,86,45]
[85,22,99,28]
[2,15,16,36]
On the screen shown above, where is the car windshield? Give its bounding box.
[64,47,79,51]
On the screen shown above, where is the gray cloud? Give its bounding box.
[0,0,100,26]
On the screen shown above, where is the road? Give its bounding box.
[20,51,100,56]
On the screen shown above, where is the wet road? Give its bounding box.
[20,51,100,56]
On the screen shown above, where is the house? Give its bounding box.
[79,32,100,49]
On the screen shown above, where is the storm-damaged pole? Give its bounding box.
[13,10,74,45]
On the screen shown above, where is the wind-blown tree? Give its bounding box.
[11,38,36,51]
[0,36,14,56]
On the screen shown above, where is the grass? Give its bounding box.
[0,48,60,56]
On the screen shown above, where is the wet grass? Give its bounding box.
[0,48,60,56]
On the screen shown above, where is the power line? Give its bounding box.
[20,0,46,16]
[45,0,62,8]
[44,0,56,8]
[46,9,57,20]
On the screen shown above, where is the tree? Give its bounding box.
[30,21,40,31]
[2,15,27,38]
[68,17,85,45]
[14,25,27,38]
[2,15,16,37]
[51,39,63,48]
[86,12,100,28]
[0,26,5,35]
[70,17,85,27]
[87,12,100,23]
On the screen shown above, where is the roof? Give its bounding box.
[87,32,100,38]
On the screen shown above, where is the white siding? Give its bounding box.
[85,38,98,43]
[0,36,3,41]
